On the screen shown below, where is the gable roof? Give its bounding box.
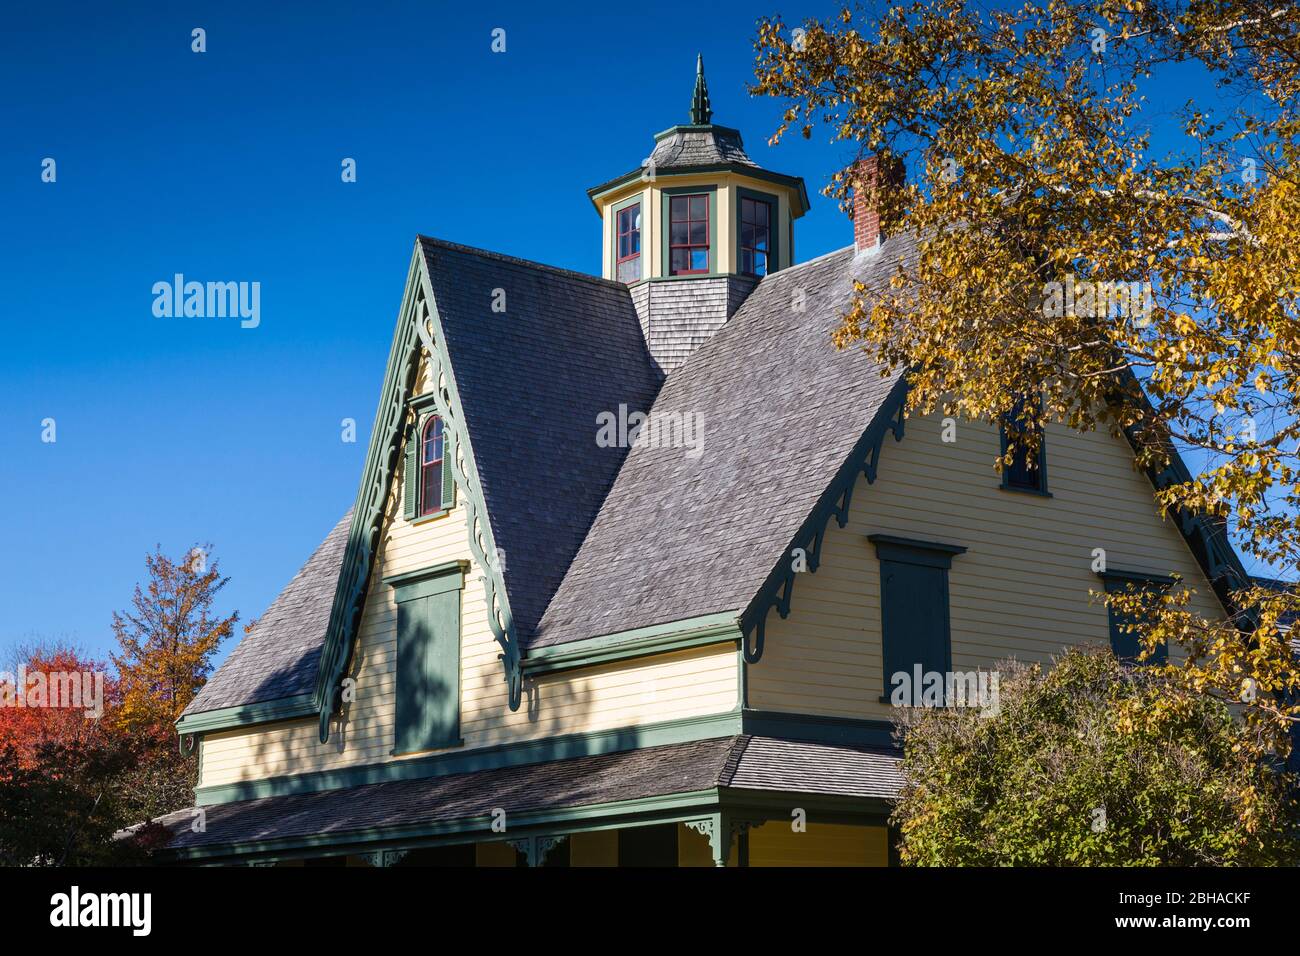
[183,511,351,717]
[186,224,1249,726]
[530,239,914,649]
[418,237,662,641]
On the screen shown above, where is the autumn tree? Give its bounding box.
[753,1,1300,780]
[0,646,144,865]
[111,544,238,734]
[110,544,238,822]
[893,649,1298,865]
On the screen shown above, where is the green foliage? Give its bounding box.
[892,647,1299,865]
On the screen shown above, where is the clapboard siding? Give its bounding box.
[745,412,1227,719]
[198,362,740,790]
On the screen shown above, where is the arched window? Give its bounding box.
[420,416,444,515]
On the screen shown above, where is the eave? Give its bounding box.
[521,611,742,676]
[586,164,811,216]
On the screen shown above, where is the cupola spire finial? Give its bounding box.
[689,52,712,125]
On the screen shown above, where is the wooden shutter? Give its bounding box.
[403,426,419,520]
[441,426,456,510]
[393,569,463,754]
[879,561,952,682]
[869,535,965,699]
[1100,573,1169,664]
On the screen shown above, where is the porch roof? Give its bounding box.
[161,735,901,860]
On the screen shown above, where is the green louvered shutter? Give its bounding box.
[393,570,463,754]
[403,427,419,519]
[441,426,456,510]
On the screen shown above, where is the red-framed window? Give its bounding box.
[420,416,444,515]
[669,194,710,275]
[740,197,771,277]
[616,203,642,283]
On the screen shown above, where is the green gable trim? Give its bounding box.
[175,694,315,737]
[660,184,717,278]
[311,245,524,745]
[522,611,741,676]
[193,709,742,806]
[739,375,910,664]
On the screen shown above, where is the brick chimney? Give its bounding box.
[853,155,903,253]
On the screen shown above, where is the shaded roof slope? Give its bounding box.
[183,512,351,716]
[419,238,662,641]
[530,237,917,648]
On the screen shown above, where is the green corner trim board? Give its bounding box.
[521,611,742,676]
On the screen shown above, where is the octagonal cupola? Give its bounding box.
[587,55,810,373]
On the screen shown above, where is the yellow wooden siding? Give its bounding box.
[198,360,739,790]
[748,822,888,867]
[570,830,619,867]
[745,412,1227,719]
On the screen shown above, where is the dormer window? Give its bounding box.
[669,194,710,275]
[616,203,641,283]
[740,196,771,277]
[420,416,445,515]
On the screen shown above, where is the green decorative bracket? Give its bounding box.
[508,834,568,867]
[412,272,523,711]
[361,849,409,867]
[685,813,764,867]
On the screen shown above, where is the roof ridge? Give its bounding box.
[417,235,627,292]
[717,734,752,787]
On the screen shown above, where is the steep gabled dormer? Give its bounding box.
[587,55,810,373]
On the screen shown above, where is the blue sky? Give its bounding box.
[0,1,1270,668]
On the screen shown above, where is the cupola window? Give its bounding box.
[669,194,710,275]
[740,196,771,277]
[616,203,642,283]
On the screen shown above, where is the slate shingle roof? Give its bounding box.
[419,237,662,642]
[183,511,351,716]
[530,237,917,648]
[647,124,757,171]
[164,735,901,852]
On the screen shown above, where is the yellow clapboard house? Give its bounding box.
[162,58,1244,867]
